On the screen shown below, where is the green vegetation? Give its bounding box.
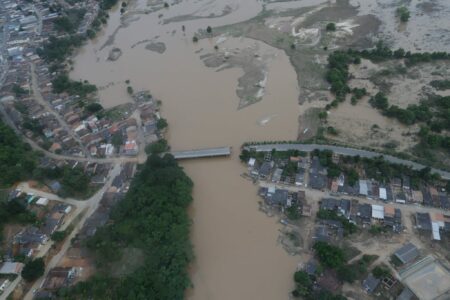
[396,6,410,22]
[316,209,357,235]
[325,43,450,111]
[430,79,450,90]
[51,231,67,242]
[292,269,347,299]
[52,74,97,97]
[0,196,37,241]
[37,35,85,62]
[22,258,45,282]
[337,254,377,283]
[313,241,346,268]
[111,132,123,149]
[312,149,359,186]
[372,265,391,279]
[326,22,336,31]
[85,102,104,114]
[145,139,169,154]
[12,84,28,97]
[286,204,301,220]
[127,86,133,95]
[369,224,389,235]
[53,8,86,33]
[0,121,37,187]
[206,26,212,33]
[66,154,193,299]
[156,118,168,130]
[60,166,91,198]
[192,36,199,43]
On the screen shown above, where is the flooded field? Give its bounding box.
[70,0,450,298]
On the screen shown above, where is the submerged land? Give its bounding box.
[1,0,450,299]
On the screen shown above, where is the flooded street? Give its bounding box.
[71,0,303,299]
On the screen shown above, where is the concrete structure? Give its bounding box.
[400,255,450,300]
[171,147,231,160]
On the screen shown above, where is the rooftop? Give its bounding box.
[394,243,419,265]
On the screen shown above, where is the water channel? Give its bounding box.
[71,0,315,298]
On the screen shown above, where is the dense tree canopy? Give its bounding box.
[65,154,193,299]
[0,121,37,187]
[22,258,45,282]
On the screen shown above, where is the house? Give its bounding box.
[356,203,372,224]
[0,278,10,293]
[0,262,24,275]
[259,161,273,179]
[363,274,380,294]
[402,176,411,191]
[313,225,330,242]
[272,168,283,183]
[42,267,76,291]
[320,198,351,218]
[384,205,401,230]
[304,260,318,276]
[295,169,305,186]
[379,188,387,201]
[394,243,419,265]
[49,181,61,193]
[359,180,369,196]
[266,189,288,206]
[124,140,138,156]
[415,212,432,231]
[371,205,384,220]
[36,197,49,206]
[15,227,48,244]
[397,287,416,300]
[309,173,327,190]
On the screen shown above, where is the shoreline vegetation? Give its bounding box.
[60,154,194,299]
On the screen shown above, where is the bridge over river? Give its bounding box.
[171,146,232,160]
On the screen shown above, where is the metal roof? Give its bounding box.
[371,204,384,219]
[394,243,419,264]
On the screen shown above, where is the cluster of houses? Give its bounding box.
[0,193,73,278]
[248,152,449,211]
[415,211,450,241]
[33,163,136,297]
[1,0,164,159]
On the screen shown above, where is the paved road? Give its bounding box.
[245,144,450,180]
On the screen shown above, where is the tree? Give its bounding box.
[396,6,410,22]
[111,132,123,148]
[22,258,45,282]
[60,166,90,198]
[192,36,199,43]
[0,121,37,187]
[326,22,336,31]
[127,86,133,94]
[156,118,168,130]
[164,2,169,8]
[145,139,169,154]
[12,84,28,97]
[313,241,345,268]
[206,26,212,33]
[372,265,390,278]
[85,102,103,113]
[337,265,357,283]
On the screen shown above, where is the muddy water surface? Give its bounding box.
[71,0,305,299]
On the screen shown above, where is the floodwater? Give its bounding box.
[71,0,303,299]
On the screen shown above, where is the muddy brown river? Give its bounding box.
[69,0,374,299]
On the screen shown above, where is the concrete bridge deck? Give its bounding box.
[171,147,232,159]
